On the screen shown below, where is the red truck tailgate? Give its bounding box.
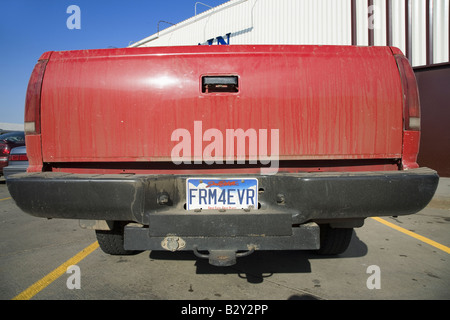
[40,45,403,163]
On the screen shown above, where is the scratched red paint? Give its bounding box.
[37,45,404,164]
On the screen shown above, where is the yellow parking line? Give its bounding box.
[12,241,99,300]
[0,197,12,201]
[371,217,450,254]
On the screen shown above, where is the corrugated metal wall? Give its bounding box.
[354,0,449,66]
[131,0,449,67]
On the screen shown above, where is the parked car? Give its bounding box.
[4,146,28,180]
[0,131,25,177]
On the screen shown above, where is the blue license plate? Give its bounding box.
[186,178,258,211]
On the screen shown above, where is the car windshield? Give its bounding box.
[0,131,25,143]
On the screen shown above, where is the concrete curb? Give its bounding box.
[427,177,450,210]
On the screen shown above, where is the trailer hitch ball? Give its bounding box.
[193,245,255,267]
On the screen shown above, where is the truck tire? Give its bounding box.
[317,224,353,255]
[95,222,140,255]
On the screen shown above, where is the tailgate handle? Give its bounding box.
[202,76,238,93]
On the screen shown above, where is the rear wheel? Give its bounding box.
[95,222,140,255]
[316,224,353,255]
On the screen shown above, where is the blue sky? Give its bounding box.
[0,0,229,124]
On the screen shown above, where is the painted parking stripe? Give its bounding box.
[372,217,450,254]
[0,197,12,201]
[12,241,99,300]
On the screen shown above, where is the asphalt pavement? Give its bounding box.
[0,176,449,301]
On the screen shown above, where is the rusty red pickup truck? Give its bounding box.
[7,45,438,266]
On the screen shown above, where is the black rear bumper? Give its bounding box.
[7,168,439,227]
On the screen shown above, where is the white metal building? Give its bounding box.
[0,122,24,133]
[130,0,450,67]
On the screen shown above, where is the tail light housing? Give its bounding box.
[24,52,52,134]
[0,143,10,156]
[394,54,421,131]
[391,48,421,169]
[9,154,29,161]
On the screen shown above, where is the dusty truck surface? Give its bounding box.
[8,45,439,266]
